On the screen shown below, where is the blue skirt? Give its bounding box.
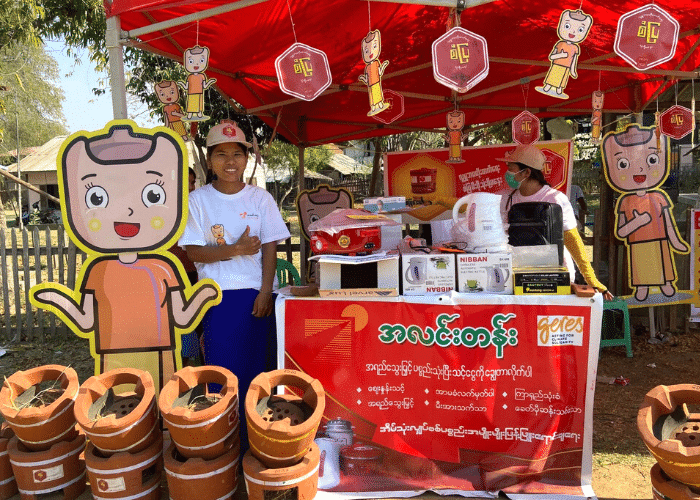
[201,288,278,454]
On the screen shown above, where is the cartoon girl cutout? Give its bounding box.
[601,123,689,302]
[358,30,389,116]
[535,9,593,100]
[31,121,221,392]
[179,45,217,121]
[155,80,190,142]
[446,110,466,163]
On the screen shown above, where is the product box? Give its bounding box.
[364,196,406,214]
[456,252,513,294]
[513,266,571,295]
[401,252,456,295]
[380,212,403,252]
[314,253,399,297]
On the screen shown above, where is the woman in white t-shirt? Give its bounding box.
[179,121,290,450]
[497,144,613,300]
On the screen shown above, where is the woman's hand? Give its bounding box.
[235,226,261,255]
[252,290,274,317]
[602,290,614,301]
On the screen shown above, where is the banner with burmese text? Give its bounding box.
[384,140,573,202]
[278,294,602,499]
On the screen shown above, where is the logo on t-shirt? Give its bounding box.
[240,212,247,218]
[241,212,260,220]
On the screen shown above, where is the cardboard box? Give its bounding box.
[456,252,513,294]
[401,252,456,295]
[314,253,399,297]
[364,196,406,214]
[513,266,571,295]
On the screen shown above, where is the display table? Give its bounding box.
[276,292,603,500]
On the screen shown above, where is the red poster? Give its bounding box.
[280,295,602,498]
[659,105,694,140]
[383,141,572,202]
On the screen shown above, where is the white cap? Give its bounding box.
[495,144,546,171]
[206,121,252,148]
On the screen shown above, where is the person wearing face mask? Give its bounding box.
[497,144,613,300]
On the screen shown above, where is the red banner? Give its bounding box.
[383,141,573,202]
[279,295,602,498]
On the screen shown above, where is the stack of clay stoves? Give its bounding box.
[159,365,240,500]
[75,367,163,500]
[243,369,325,500]
[0,365,85,500]
[637,383,700,499]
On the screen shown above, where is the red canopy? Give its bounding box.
[105,0,700,146]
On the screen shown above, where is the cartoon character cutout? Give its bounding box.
[296,184,353,282]
[30,121,221,392]
[211,224,226,246]
[155,80,190,142]
[590,91,604,143]
[535,9,593,100]
[358,30,390,116]
[601,124,689,302]
[445,110,466,164]
[179,45,217,121]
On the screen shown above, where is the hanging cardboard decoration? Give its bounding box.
[535,9,593,100]
[614,4,679,71]
[591,91,604,143]
[601,123,694,308]
[155,80,190,142]
[512,110,540,145]
[445,109,466,163]
[372,89,405,124]
[358,30,390,116]
[275,42,332,101]
[179,45,217,121]
[30,121,221,390]
[659,105,694,140]
[432,27,489,93]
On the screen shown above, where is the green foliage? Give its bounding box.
[0,43,67,154]
[263,141,333,176]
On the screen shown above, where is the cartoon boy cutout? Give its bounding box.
[31,121,221,392]
[602,124,689,302]
[590,90,604,143]
[535,9,593,100]
[179,45,217,121]
[155,80,190,142]
[446,110,466,163]
[358,30,389,116]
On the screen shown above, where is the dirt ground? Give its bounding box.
[0,315,698,500]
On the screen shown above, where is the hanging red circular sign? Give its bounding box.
[275,43,332,101]
[432,27,489,93]
[614,4,679,71]
[659,105,694,140]
[512,111,540,145]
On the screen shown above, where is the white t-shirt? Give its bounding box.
[501,185,577,281]
[179,184,291,290]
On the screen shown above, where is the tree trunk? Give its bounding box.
[369,137,382,196]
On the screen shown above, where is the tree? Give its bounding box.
[263,141,333,206]
[0,43,68,154]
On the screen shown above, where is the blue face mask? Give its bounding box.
[504,169,525,189]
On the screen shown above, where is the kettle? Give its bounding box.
[451,193,508,252]
[485,265,511,293]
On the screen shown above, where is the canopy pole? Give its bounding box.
[298,143,307,285]
[106,14,128,119]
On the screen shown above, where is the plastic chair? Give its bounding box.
[601,298,633,357]
[276,259,301,287]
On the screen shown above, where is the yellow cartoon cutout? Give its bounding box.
[445,110,466,164]
[602,124,692,307]
[358,30,389,116]
[535,9,593,100]
[591,90,604,144]
[30,121,221,391]
[155,80,190,142]
[179,45,217,121]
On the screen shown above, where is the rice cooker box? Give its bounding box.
[456,252,513,295]
[401,252,456,296]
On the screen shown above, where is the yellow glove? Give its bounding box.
[564,228,607,292]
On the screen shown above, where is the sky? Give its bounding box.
[45,40,157,134]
